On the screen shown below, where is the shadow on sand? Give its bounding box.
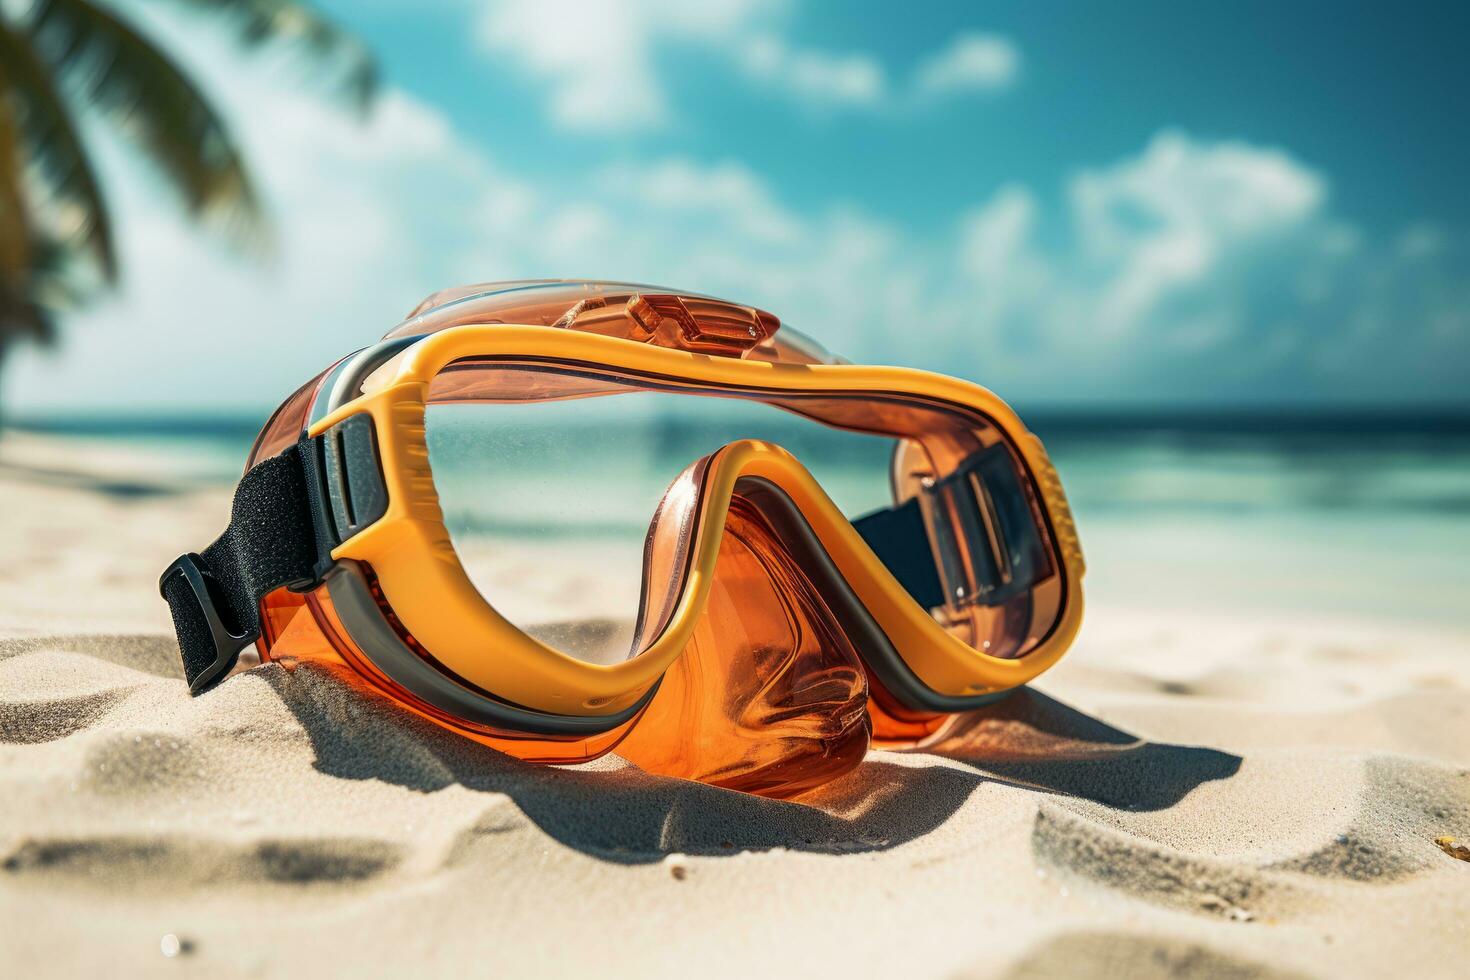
[264,664,1241,864]
[914,687,1243,812]
[0,459,191,499]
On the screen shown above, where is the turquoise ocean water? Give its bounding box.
[13,409,1469,630]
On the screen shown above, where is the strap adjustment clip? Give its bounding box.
[158,553,257,694]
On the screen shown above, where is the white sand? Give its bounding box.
[1,432,1467,978]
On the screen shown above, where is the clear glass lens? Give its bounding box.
[419,358,1066,673]
[425,386,898,664]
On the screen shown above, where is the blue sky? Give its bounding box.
[9,0,1468,413]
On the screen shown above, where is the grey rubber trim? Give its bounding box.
[307,335,423,428]
[324,561,658,736]
[735,477,1017,713]
[321,415,388,541]
[305,355,356,430]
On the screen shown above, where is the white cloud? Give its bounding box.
[737,34,886,106]
[960,184,1036,280]
[477,0,772,130]
[1395,223,1447,260]
[1067,131,1326,335]
[733,30,1023,112]
[948,131,1335,367]
[477,2,1022,124]
[597,157,804,243]
[913,33,1020,96]
[481,159,922,361]
[1072,132,1324,252]
[940,131,1469,400]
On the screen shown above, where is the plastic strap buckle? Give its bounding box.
[158,553,258,694]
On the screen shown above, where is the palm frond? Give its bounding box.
[163,0,378,111]
[0,68,30,278]
[0,17,116,283]
[28,0,265,245]
[0,63,57,347]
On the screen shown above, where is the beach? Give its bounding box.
[1,428,1467,979]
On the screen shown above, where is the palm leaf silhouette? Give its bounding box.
[0,0,375,390]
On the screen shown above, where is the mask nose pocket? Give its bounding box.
[615,478,873,799]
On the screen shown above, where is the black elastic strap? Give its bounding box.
[160,441,323,694]
[852,496,946,610]
[853,444,1052,612]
